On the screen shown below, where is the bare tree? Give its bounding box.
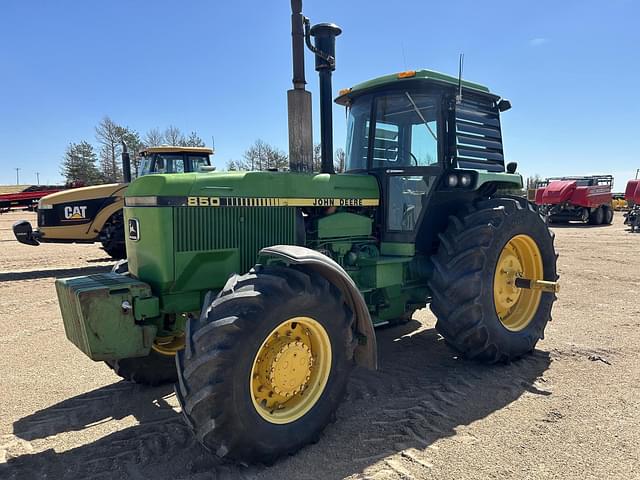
[526,174,542,189]
[334,148,346,173]
[312,143,322,172]
[144,128,164,147]
[184,131,206,147]
[95,116,122,182]
[119,127,144,177]
[225,159,244,171]
[227,140,288,171]
[164,125,184,146]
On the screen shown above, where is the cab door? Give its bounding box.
[366,91,445,245]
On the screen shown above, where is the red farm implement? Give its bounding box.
[0,185,65,213]
[624,179,640,232]
[534,175,614,225]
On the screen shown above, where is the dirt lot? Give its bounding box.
[0,210,638,479]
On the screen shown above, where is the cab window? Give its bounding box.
[189,155,210,171]
[372,93,438,168]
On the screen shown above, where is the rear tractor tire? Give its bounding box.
[100,211,126,259]
[105,338,182,386]
[429,197,558,363]
[176,265,355,464]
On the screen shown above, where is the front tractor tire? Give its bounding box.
[430,197,558,363]
[175,265,355,464]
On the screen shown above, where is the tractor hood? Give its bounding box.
[540,180,577,205]
[125,171,380,205]
[40,183,126,207]
[123,171,380,299]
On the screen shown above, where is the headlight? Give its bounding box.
[125,196,158,207]
[460,174,472,187]
[446,174,459,187]
[38,201,53,210]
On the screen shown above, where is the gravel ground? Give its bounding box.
[0,210,638,479]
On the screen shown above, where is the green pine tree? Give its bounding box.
[60,141,102,185]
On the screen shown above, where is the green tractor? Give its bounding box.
[55,2,559,464]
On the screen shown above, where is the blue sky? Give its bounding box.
[0,0,638,189]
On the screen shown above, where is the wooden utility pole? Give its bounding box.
[15,167,21,185]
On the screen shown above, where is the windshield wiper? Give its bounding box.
[405,92,437,141]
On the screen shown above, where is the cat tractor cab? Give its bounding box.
[13,145,213,258]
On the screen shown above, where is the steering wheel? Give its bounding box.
[398,148,420,167]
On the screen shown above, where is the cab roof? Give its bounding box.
[335,69,495,106]
[139,146,214,155]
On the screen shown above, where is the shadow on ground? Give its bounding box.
[2,320,551,480]
[0,264,111,282]
[548,222,612,229]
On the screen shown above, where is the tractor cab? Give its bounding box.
[336,69,515,246]
[138,146,213,176]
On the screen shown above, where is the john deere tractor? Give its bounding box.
[54,2,559,464]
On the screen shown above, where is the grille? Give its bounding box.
[174,207,297,272]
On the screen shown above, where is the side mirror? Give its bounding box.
[506,162,518,173]
[498,99,512,112]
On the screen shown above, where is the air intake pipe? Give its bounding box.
[287,0,313,172]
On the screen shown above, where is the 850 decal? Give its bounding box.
[186,196,379,207]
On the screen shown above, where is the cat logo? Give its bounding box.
[128,218,140,241]
[64,205,87,220]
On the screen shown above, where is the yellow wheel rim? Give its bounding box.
[151,333,185,356]
[250,316,332,424]
[493,234,544,332]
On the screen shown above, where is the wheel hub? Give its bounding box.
[493,234,544,332]
[267,341,313,397]
[250,317,332,424]
[494,251,524,314]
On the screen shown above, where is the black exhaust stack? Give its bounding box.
[121,141,132,183]
[307,22,341,174]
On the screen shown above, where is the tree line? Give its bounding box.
[60,116,205,185]
[62,117,346,185]
[226,140,345,173]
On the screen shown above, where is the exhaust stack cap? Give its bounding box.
[310,23,341,72]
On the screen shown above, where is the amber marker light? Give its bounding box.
[397,70,416,79]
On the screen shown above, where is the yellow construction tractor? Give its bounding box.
[13,145,213,258]
[612,193,628,211]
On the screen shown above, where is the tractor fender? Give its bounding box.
[259,245,377,370]
[86,196,125,237]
